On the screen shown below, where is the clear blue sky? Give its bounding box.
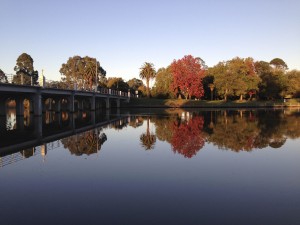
[1,0,299,81]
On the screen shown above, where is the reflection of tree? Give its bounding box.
[151,109,300,155]
[61,129,107,156]
[140,117,156,150]
[207,111,260,152]
[128,116,144,128]
[111,119,128,130]
[171,116,205,158]
[205,109,300,152]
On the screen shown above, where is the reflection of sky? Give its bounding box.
[1,115,300,224]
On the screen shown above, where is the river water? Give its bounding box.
[0,108,300,225]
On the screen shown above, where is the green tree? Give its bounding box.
[60,56,106,90]
[209,57,261,101]
[208,62,234,101]
[127,78,144,96]
[139,62,156,98]
[270,58,288,70]
[13,53,38,85]
[286,70,300,98]
[107,77,129,92]
[256,61,287,100]
[0,69,8,83]
[127,78,144,90]
[152,67,175,98]
[202,73,214,100]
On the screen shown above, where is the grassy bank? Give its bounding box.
[125,98,300,108]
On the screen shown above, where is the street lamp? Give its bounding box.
[95,58,97,92]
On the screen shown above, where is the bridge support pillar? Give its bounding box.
[91,110,95,125]
[91,95,95,111]
[116,99,120,108]
[34,116,43,139]
[105,98,110,110]
[54,98,61,113]
[16,97,24,116]
[0,97,6,116]
[68,94,75,112]
[33,92,42,116]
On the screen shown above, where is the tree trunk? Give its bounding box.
[240,94,243,101]
[146,79,150,98]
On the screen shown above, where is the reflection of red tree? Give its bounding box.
[171,116,205,158]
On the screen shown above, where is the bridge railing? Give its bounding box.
[1,74,131,97]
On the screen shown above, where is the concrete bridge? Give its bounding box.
[0,83,131,117]
[0,112,131,167]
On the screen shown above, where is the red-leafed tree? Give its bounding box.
[171,115,205,158]
[170,55,205,99]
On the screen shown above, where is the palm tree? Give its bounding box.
[139,62,156,98]
[140,117,156,150]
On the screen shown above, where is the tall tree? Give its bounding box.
[127,78,144,90]
[210,57,261,101]
[170,55,205,99]
[207,62,234,101]
[152,67,175,98]
[139,62,156,98]
[13,53,38,85]
[255,61,287,99]
[107,77,129,92]
[270,58,288,70]
[286,70,300,98]
[0,69,8,83]
[60,56,106,90]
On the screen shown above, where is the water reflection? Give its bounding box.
[151,108,300,157]
[61,129,107,156]
[1,108,300,167]
[140,116,156,150]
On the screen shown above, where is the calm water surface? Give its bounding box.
[0,108,300,225]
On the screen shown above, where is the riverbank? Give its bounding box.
[124,98,300,108]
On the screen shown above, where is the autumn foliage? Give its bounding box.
[170,55,205,99]
[171,116,205,158]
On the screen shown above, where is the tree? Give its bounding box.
[60,56,106,90]
[202,73,215,100]
[209,57,261,101]
[107,77,129,92]
[286,70,300,98]
[152,67,175,98]
[170,55,205,99]
[0,69,8,83]
[256,60,287,100]
[140,117,156,150]
[270,58,288,70]
[207,62,233,101]
[208,83,215,100]
[13,53,38,85]
[139,62,156,98]
[127,78,144,90]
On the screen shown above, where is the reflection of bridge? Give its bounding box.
[0,111,130,167]
[0,83,131,117]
